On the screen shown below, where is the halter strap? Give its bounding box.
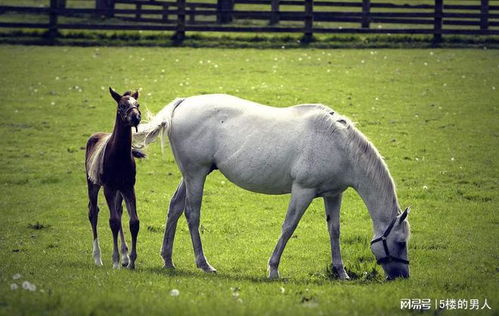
[370,218,410,265]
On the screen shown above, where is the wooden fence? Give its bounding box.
[0,0,498,43]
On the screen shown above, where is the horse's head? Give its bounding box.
[370,207,411,280]
[109,87,142,132]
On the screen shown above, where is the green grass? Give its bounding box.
[0,45,498,315]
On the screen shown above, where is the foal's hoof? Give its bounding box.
[94,258,103,266]
[113,262,120,269]
[121,255,130,267]
[127,263,135,270]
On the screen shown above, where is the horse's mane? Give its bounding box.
[317,109,400,214]
[345,122,400,213]
[86,135,111,185]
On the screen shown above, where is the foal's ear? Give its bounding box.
[109,87,121,103]
[398,207,410,223]
[132,90,139,100]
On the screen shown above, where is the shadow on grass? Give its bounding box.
[0,30,498,49]
[140,264,385,286]
[67,257,387,286]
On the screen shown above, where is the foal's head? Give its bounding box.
[370,207,411,280]
[109,87,142,131]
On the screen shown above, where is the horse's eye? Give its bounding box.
[137,104,140,108]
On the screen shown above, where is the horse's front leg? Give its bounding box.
[268,185,315,279]
[104,186,121,269]
[324,194,350,280]
[161,179,186,269]
[184,174,216,273]
[122,187,140,269]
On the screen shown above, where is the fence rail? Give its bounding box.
[0,0,498,43]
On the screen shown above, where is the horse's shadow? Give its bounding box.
[139,265,383,286]
[68,259,383,286]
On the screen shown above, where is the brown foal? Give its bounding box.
[85,87,144,269]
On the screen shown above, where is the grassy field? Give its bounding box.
[0,45,497,315]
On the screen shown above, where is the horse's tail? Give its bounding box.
[132,98,185,151]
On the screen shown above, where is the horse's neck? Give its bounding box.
[108,114,131,154]
[353,167,399,237]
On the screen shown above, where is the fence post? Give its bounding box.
[174,0,186,42]
[480,0,489,32]
[303,0,313,42]
[270,0,280,25]
[217,0,234,24]
[48,0,58,41]
[136,3,142,20]
[433,0,443,44]
[361,0,370,28]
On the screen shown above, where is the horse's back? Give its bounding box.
[169,94,352,194]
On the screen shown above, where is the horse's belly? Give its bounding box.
[219,167,293,195]
[216,153,294,195]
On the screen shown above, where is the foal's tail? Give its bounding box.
[132,98,185,151]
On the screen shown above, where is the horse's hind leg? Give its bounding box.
[104,186,121,269]
[324,194,350,280]
[87,179,103,266]
[184,173,216,273]
[268,184,315,279]
[116,193,130,267]
[122,187,140,269]
[161,179,186,269]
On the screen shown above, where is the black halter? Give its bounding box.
[370,218,410,265]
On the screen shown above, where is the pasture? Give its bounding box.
[0,45,497,315]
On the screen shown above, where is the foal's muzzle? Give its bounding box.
[127,108,141,132]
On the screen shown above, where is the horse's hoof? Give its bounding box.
[127,263,135,270]
[340,274,350,281]
[113,263,120,269]
[94,259,103,266]
[163,264,176,270]
[199,264,217,273]
[202,266,217,273]
[268,269,280,280]
[333,266,350,280]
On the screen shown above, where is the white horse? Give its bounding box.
[134,94,411,280]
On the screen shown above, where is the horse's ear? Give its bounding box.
[398,207,410,223]
[132,90,139,99]
[109,87,121,103]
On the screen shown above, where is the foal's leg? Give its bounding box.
[87,179,103,266]
[324,194,350,280]
[184,174,216,273]
[268,184,315,279]
[104,186,121,269]
[116,193,130,267]
[122,187,140,269]
[161,179,186,269]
